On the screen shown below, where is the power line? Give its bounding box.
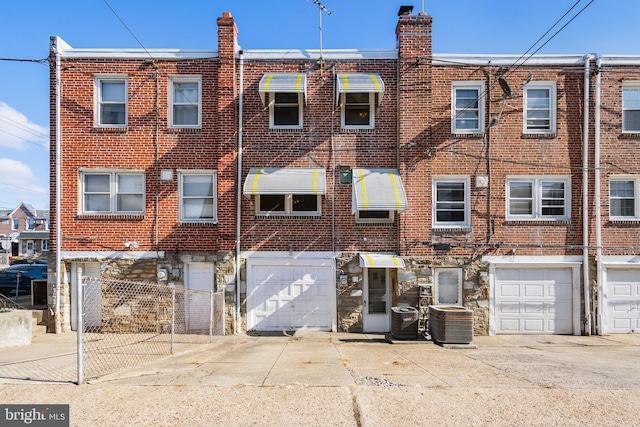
[0,115,49,140]
[102,0,155,61]
[0,128,48,149]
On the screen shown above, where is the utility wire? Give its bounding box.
[102,0,155,61]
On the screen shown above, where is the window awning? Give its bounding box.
[336,73,385,105]
[352,168,408,213]
[259,73,307,105]
[243,168,326,195]
[359,253,405,268]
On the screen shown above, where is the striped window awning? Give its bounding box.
[359,253,405,268]
[243,168,326,195]
[352,168,408,213]
[336,73,385,105]
[259,73,307,105]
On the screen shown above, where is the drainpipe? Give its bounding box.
[582,54,593,336]
[594,55,603,335]
[52,37,62,334]
[235,51,244,334]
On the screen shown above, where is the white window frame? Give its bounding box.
[11,218,18,231]
[609,176,640,220]
[42,240,49,251]
[506,176,570,221]
[432,176,471,229]
[269,92,303,129]
[355,210,394,224]
[434,268,463,306]
[95,75,127,127]
[341,92,374,129]
[622,81,640,133]
[169,76,202,128]
[451,81,485,134]
[81,170,145,215]
[26,218,35,230]
[523,81,556,134]
[255,194,321,217]
[178,171,218,224]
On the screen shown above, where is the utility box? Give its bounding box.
[428,305,473,344]
[391,306,419,340]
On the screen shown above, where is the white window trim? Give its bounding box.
[451,81,485,134]
[95,75,128,128]
[80,170,145,215]
[255,194,321,217]
[434,268,463,306]
[11,218,18,231]
[355,210,394,224]
[609,175,640,220]
[178,170,218,224]
[169,76,202,128]
[269,92,303,129]
[341,92,375,129]
[42,240,49,251]
[622,81,640,133]
[26,218,35,230]
[432,176,471,229]
[523,81,557,134]
[506,176,571,221]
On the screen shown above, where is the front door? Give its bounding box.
[185,262,214,333]
[363,268,390,332]
[71,262,101,331]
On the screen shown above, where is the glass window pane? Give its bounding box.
[259,195,285,212]
[85,194,110,212]
[117,174,143,193]
[611,181,634,197]
[292,194,317,212]
[527,89,550,108]
[183,175,213,197]
[101,81,125,102]
[345,106,370,125]
[358,210,391,219]
[542,182,564,198]
[509,182,532,198]
[437,271,459,305]
[623,88,640,109]
[174,105,199,125]
[273,106,300,126]
[611,199,635,217]
[275,93,298,103]
[510,200,532,215]
[623,111,640,132]
[174,82,198,103]
[183,199,214,219]
[437,183,465,201]
[100,105,126,125]
[345,93,369,104]
[85,175,110,192]
[117,194,143,212]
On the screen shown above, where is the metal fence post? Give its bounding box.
[171,286,175,354]
[210,290,214,343]
[76,267,84,385]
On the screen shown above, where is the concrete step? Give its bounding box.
[31,318,47,337]
[31,309,49,337]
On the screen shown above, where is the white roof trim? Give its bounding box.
[359,253,405,268]
[243,168,326,195]
[432,53,587,66]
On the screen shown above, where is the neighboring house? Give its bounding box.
[0,203,50,262]
[48,7,640,336]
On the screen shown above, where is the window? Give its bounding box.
[169,77,201,128]
[434,268,463,306]
[42,240,49,251]
[342,92,374,129]
[96,77,127,127]
[623,83,640,133]
[433,177,470,228]
[256,194,320,216]
[507,177,570,220]
[269,92,302,129]
[81,171,144,214]
[524,82,556,134]
[179,172,217,223]
[26,218,35,230]
[355,210,394,224]
[11,219,18,231]
[452,81,485,134]
[610,177,640,220]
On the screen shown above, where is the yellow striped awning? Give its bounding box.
[359,253,405,268]
[352,168,408,213]
[336,73,385,105]
[259,73,307,105]
[243,168,326,195]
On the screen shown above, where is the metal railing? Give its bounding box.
[78,276,224,383]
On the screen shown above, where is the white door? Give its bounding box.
[185,262,214,333]
[495,268,573,334]
[363,268,390,332]
[604,269,640,333]
[26,240,34,256]
[71,262,101,331]
[247,257,334,331]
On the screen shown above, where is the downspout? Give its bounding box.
[594,55,603,335]
[582,54,593,335]
[52,37,62,334]
[235,51,244,334]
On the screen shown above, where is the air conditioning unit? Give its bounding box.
[157,268,168,281]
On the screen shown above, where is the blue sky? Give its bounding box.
[0,0,635,211]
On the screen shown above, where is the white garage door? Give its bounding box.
[495,268,573,334]
[246,257,334,331]
[605,269,640,333]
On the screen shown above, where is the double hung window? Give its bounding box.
[524,82,556,134]
[623,83,640,133]
[506,177,570,220]
[96,77,127,127]
[270,92,302,128]
[81,171,144,214]
[342,92,374,128]
[179,172,217,223]
[610,177,640,220]
[433,177,470,228]
[452,82,485,134]
[170,77,201,128]
[256,194,320,216]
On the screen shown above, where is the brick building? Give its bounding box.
[0,203,50,263]
[49,7,640,335]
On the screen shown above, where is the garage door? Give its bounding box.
[495,268,573,334]
[604,269,640,333]
[246,257,334,331]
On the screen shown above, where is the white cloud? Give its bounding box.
[0,158,48,210]
[0,101,49,150]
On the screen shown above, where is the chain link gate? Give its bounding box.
[78,276,224,383]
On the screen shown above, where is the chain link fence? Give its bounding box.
[79,277,224,383]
